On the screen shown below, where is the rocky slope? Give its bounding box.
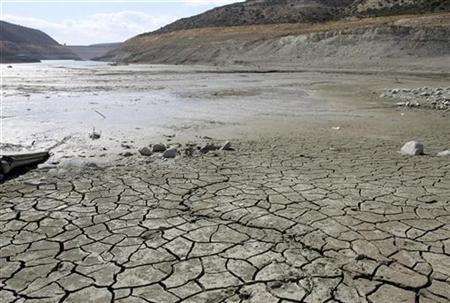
[101,0,450,70]
[0,21,79,63]
[68,43,121,60]
[155,0,449,33]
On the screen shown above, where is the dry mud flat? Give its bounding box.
[1,128,450,302]
[1,64,450,302]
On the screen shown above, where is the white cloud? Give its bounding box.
[2,11,181,45]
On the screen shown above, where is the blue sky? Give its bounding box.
[1,0,242,45]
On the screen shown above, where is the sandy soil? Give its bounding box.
[0,61,449,302]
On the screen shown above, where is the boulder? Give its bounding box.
[163,148,177,158]
[400,141,424,156]
[437,150,450,157]
[152,143,166,152]
[138,147,153,156]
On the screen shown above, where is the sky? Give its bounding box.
[1,0,242,45]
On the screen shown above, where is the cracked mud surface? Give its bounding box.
[2,62,450,302]
[1,131,449,302]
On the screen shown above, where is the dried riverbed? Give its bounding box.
[1,61,449,302]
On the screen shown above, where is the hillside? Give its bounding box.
[68,43,121,60]
[101,0,450,70]
[155,0,449,33]
[0,21,79,63]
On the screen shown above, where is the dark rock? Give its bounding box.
[162,148,177,158]
[120,152,133,157]
[199,143,219,154]
[220,141,233,151]
[152,143,166,152]
[138,147,153,156]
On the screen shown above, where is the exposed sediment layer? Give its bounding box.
[101,13,450,70]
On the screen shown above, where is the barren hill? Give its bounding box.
[100,0,450,71]
[155,0,449,33]
[68,43,121,61]
[0,21,79,63]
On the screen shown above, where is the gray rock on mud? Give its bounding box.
[89,131,101,140]
[120,152,133,157]
[162,148,177,158]
[221,141,233,151]
[200,143,219,154]
[400,141,424,156]
[152,143,167,153]
[138,147,153,156]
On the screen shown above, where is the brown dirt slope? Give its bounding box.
[100,12,450,71]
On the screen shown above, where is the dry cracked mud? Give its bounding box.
[1,133,449,303]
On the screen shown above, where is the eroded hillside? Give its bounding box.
[154,0,449,33]
[100,12,450,71]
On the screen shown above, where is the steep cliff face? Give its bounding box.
[0,21,80,63]
[100,0,450,70]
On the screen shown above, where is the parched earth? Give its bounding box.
[1,133,449,303]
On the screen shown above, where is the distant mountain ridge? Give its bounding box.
[68,43,122,60]
[0,20,79,63]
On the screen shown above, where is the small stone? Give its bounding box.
[199,143,219,154]
[120,152,133,157]
[138,147,153,156]
[437,150,450,157]
[221,141,233,151]
[163,148,177,158]
[184,146,198,157]
[89,131,101,140]
[400,141,424,156]
[238,292,252,300]
[85,162,99,168]
[152,143,166,152]
[269,281,283,289]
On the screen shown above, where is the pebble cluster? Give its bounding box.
[381,87,449,110]
[138,140,233,159]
